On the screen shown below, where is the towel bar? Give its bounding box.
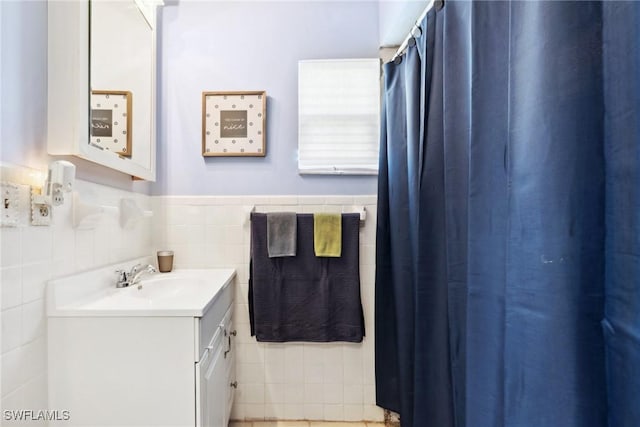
[247,205,366,227]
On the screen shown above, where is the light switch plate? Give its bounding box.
[1,182,20,227]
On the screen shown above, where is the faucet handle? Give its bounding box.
[115,269,129,287]
[128,263,144,275]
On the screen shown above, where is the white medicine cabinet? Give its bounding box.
[47,0,160,181]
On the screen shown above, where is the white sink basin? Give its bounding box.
[124,275,201,299]
[47,259,235,317]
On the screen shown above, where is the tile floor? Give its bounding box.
[229,422,385,427]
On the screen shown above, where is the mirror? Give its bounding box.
[90,0,153,163]
[47,0,158,181]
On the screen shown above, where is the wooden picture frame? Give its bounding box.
[202,91,266,157]
[90,90,133,157]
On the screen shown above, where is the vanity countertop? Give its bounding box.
[47,259,235,317]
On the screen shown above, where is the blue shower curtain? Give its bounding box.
[375,2,640,427]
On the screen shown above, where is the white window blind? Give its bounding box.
[298,59,380,175]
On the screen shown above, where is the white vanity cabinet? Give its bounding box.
[47,267,236,427]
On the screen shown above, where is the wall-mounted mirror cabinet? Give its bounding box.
[47,0,160,181]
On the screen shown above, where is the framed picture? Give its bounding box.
[202,91,266,157]
[90,90,132,157]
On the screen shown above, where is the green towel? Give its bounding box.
[313,213,342,257]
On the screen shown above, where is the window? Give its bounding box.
[298,59,380,175]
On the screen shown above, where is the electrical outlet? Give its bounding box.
[1,182,19,227]
[31,186,52,226]
[52,188,64,206]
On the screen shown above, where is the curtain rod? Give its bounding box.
[391,0,443,64]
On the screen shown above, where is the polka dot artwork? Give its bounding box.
[202,91,266,156]
[90,91,132,156]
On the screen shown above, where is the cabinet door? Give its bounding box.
[224,319,236,426]
[199,344,226,427]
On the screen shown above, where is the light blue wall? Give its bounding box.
[0,0,48,169]
[1,1,382,195]
[378,0,429,47]
[153,1,380,196]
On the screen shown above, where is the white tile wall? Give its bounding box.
[152,195,383,422]
[0,165,153,421]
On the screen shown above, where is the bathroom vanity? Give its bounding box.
[47,260,236,427]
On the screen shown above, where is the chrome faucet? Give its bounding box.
[115,263,157,288]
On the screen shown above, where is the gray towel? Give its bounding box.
[267,212,297,257]
[250,213,364,342]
